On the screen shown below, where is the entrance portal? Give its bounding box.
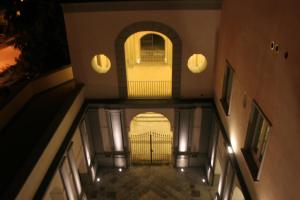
[129,112,172,165]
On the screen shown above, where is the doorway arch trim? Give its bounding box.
[115,21,182,99]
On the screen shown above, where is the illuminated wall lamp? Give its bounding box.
[227,146,234,154]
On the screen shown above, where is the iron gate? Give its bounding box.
[130,131,172,164]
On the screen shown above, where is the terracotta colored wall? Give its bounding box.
[63,10,220,99]
[214,0,300,199]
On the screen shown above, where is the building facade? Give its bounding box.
[0,0,299,200]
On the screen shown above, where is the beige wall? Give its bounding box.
[214,0,300,199]
[42,171,67,200]
[72,128,88,174]
[15,88,84,200]
[42,118,88,200]
[63,9,220,99]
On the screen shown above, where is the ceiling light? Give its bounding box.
[96,177,100,182]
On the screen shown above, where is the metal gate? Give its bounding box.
[129,131,172,164]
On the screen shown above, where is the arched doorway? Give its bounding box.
[124,31,172,98]
[115,21,182,99]
[129,112,173,165]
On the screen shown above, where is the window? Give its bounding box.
[91,54,111,73]
[187,54,207,73]
[140,34,165,51]
[242,102,271,181]
[220,61,234,115]
[140,33,165,63]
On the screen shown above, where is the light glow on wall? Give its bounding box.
[90,166,96,181]
[114,155,126,168]
[230,133,238,152]
[176,155,188,167]
[110,111,124,152]
[67,145,82,196]
[178,114,189,152]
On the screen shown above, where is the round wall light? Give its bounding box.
[187,54,207,73]
[91,54,111,73]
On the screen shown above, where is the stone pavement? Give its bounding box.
[84,166,218,200]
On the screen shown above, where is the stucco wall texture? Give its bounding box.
[63,10,220,99]
[214,0,300,199]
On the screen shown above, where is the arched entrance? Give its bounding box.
[129,112,173,165]
[115,21,182,99]
[124,31,173,98]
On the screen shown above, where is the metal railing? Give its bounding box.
[130,131,172,164]
[127,81,172,98]
[140,49,165,63]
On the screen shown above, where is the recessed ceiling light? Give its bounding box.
[96,177,100,182]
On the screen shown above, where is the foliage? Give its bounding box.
[4,0,70,75]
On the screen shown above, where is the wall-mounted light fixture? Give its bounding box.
[227,146,234,154]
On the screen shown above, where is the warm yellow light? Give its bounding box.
[91,54,111,73]
[124,31,173,98]
[129,112,173,164]
[187,54,207,73]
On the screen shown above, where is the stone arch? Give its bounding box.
[115,21,182,99]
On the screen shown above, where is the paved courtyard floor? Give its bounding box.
[84,166,218,200]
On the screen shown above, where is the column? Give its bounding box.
[174,109,194,168]
[107,109,127,168]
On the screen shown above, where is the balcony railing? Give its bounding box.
[127,81,172,98]
[140,49,165,63]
